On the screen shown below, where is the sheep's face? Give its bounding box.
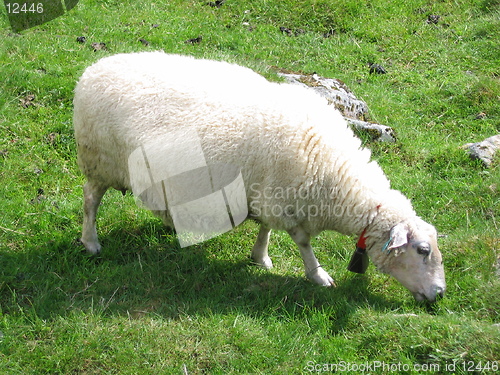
[370,218,446,302]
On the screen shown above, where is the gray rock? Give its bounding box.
[278,72,369,120]
[464,135,500,167]
[345,118,396,143]
[278,72,396,142]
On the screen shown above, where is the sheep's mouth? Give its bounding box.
[412,287,445,303]
[412,292,428,302]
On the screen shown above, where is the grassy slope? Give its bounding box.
[0,0,499,373]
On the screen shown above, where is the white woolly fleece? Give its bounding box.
[74,52,415,239]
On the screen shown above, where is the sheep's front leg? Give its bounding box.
[287,226,336,287]
[251,225,273,269]
[80,181,107,254]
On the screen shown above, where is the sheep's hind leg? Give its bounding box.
[287,226,336,287]
[251,225,273,269]
[80,180,107,254]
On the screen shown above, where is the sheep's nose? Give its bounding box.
[419,285,445,303]
[436,286,445,299]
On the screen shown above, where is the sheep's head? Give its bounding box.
[367,218,446,302]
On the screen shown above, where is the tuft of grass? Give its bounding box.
[1,0,499,373]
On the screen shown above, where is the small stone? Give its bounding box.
[464,135,500,167]
[279,27,305,37]
[427,14,440,24]
[185,36,202,44]
[279,26,293,36]
[346,118,396,143]
[19,94,36,108]
[368,63,386,74]
[91,42,107,51]
[207,0,225,7]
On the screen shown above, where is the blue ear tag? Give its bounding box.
[381,238,392,254]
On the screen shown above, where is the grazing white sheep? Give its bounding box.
[74,52,446,302]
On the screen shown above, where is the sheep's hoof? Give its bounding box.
[251,256,273,270]
[308,267,336,287]
[80,239,101,254]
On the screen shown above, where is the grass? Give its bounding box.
[1,0,499,373]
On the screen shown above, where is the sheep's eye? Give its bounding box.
[416,242,431,256]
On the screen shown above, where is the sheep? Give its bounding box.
[74,52,446,302]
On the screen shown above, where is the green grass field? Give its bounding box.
[1,0,499,373]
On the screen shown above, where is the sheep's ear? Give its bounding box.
[387,223,409,250]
